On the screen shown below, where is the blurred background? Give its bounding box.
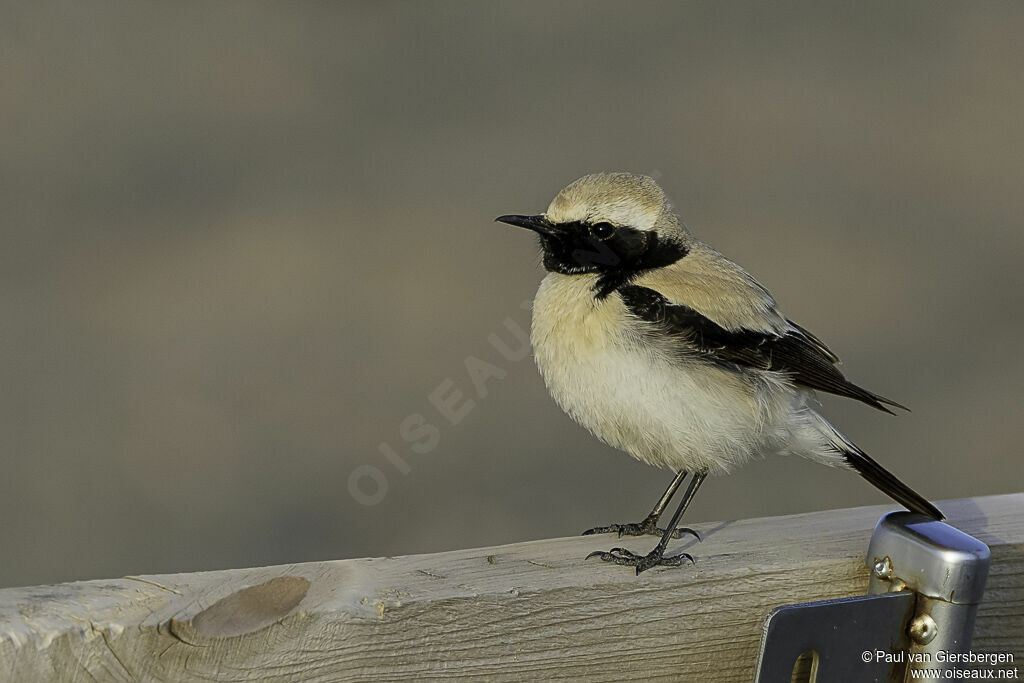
[2,1,1022,589]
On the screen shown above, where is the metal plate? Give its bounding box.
[753,591,914,683]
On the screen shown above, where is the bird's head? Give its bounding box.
[496,173,689,298]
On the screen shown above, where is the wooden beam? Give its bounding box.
[1,494,1021,682]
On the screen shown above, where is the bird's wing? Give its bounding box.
[618,284,907,414]
[633,243,789,335]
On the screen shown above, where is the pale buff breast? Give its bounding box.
[529,273,797,473]
[531,274,625,362]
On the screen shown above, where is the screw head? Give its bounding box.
[908,614,938,645]
[874,556,893,580]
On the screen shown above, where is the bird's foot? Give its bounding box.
[582,518,702,541]
[585,546,695,575]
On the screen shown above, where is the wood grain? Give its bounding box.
[1,494,1021,682]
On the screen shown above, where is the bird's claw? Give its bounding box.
[582,521,702,541]
[582,522,653,537]
[585,546,695,574]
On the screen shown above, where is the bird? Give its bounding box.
[496,172,942,575]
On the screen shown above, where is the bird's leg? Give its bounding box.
[587,471,707,574]
[582,470,700,540]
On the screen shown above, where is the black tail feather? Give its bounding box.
[844,447,943,519]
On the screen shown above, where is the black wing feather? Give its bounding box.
[619,285,907,414]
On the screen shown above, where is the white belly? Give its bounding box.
[530,273,801,474]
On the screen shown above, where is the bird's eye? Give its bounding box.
[592,222,616,239]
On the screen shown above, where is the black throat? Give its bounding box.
[538,222,688,300]
[593,232,687,299]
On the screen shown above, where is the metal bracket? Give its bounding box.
[753,512,991,683]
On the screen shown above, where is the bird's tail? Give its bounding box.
[843,445,943,519]
[832,435,943,519]
[807,413,943,519]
